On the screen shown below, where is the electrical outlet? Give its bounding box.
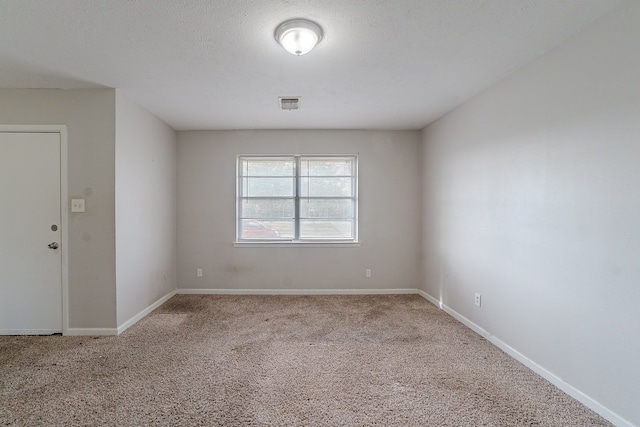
[365,269,372,278]
[197,268,203,278]
[475,293,481,307]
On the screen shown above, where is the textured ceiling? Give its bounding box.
[0,0,624,130]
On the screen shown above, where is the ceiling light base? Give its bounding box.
[275,19,323,56]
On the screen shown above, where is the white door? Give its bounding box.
[0,132,62,334]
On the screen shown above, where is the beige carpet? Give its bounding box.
[1,295,611,426]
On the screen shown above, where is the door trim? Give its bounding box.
[0,125,69,335]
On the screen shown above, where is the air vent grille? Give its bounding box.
[279,96,301,110]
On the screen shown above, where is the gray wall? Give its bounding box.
[0,89,117,329]
[115,92,177,328]
[421,3,640,425]
[177,130,422,292]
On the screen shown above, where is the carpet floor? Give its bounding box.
[1,294,611,426]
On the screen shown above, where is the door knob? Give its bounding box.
[48,242,59,250]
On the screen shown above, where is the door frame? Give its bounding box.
[0,125,69,335]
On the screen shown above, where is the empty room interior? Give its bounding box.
[1,0,639,425]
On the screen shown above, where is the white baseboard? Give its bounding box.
[65,328,117,336]
[177,288,419,295]
[1,329,61,335]
[116,289,178,335]
[417,290,634,427]
[418,290,441,307]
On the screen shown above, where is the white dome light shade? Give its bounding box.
[275,19,323,56]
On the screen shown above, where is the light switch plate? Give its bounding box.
[71,199,85,213]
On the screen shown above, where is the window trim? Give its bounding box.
[236,154,359,244]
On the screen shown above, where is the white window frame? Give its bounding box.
[235,155,359,245]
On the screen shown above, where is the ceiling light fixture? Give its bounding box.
[275,19,323,56]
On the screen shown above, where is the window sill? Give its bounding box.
[233,241,361,248]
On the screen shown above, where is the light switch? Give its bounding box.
[71,199,85,213]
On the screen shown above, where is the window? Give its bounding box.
[237,155,358,242]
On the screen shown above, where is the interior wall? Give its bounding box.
[421,3,640,425]
[177,130,422,292]
[115,92,177,328]
[0,88,117,330]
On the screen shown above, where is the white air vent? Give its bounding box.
[279,96,301,110]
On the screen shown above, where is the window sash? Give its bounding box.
[237,155,357,242]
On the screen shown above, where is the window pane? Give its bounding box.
[300,177,353,197]
[300,199,354,219]
[242,159,295,176]
[300,158,353,176]
[240,219,294,240]
[300,220,354,239]
[242,177,294,197]
[240,198,294,218]
[238,155,357,242]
